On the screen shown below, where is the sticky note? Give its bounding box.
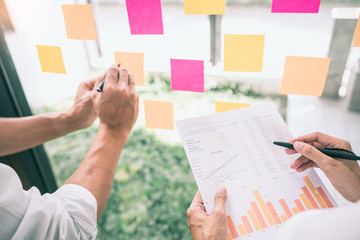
[143,100,174,130]
[271,0,321,13]
[215,102,251,113]
[353,14,360,47]
[224,34,265,72]
[114,52,145,86]
[125,0,164,35]
[61,4,98,40]
[36,45,66,74]
[170,59,204,92]
[279,56,331,96]
[185,0,225,15]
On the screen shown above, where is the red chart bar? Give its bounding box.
[250,201,268,229]
[227,216,239,239]
[266,201,282,224]
[316,187,334,208]
[241,215,254,234]
[294,199,305,212]
[279,199,293,218]
[302,187,319,209]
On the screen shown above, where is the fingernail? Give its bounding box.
[217,186,226,194]
[293,141,304,150]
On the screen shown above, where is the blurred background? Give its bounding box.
[1,0,360,239]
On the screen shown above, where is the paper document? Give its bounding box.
[176,103,336,239]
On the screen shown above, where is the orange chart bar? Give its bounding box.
[253,190,276,226]
[317,187,334,208]
[294,199,305,212]
[299,193,313,210]
[302,186,319,209]
[279,199,293,218]
[227,216,239,239]
[250,201,268,229]
[292,207,300,214]
[303,176,327,209]
[280,214,288,222]
[247,209,262,231]
[241,215,254,234]
[227,233,232,240]
[238,224,247,236]
[266,201,282,224]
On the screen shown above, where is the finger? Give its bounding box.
[105,65,120,86]
[290,132,335,147]
[296,161,318,172]
[293,141,336,171]
[118,68,129,85]
[290,155,311,169]
[128,74,135,88]
[212,186,227,213]
[190,191,204,208]
[285,149,298,154]
[93,72,107,91]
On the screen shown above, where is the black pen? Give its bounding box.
[273,141,360,161]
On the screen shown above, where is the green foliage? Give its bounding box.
[45,127,197,240]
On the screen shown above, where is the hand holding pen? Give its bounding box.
[97,63,121,93]
[276,132,360,202]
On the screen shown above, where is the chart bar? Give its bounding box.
[247,209,261,231]
[227,233,232,240]
[299,193,313,210]
[294,199,305,212]
[280,214,288,222]
[227,216,239,238]
[266,201,282,225]
[253,190,276,226]
[241,215,254,234]
[302,186,319,209]
[279,199,293,218]
[237,224,247,236]
[303,176,327,209]
[317,187,334,208]
[250,201,268,229]
[292,207,300,214]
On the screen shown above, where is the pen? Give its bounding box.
[273,141,360,161]
[97,63,121,93]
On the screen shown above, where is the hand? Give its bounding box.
[67,78,98,130]
[187,188,228,240]
[92,65,139,137]
[287,132,360,202]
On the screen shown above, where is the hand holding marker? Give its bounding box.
[97,63,121,92]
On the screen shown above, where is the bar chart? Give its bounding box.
[226,175,334,239]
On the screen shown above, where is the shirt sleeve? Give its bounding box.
[0,164,97,240]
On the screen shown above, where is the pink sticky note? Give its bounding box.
[271,0,321,13]
[125,0,164,35]
[170,59,204,93]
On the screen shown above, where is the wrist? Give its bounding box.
[98,123,130,141]
[62,109,81,132]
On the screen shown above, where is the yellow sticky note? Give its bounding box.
[185,0,225,15]
[224,34,265,72]
[36,45,66,74]
[144,100,174,130]
[215,101,251,113]
[114,52,145,86]
[279,56,331,96]
[61,4,98,40]
[353,14,360,47]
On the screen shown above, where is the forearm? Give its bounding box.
[64,125,128,220]
[0,113,78,156]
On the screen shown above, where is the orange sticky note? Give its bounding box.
[36,45,66,74]
[185,0,225,15]
[144,100,174,130]
[215,101,251,113]
[224,34,265,72]
[279,56,331,96]
[353,14,360,47]
[114,52,145,86]
[61,4,98,40]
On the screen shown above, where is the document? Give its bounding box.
[176,103,336,239]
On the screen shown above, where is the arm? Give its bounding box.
[287,132,360,202]
[187,188,228,240]
[0,79,98,156]
[65,66,139,219]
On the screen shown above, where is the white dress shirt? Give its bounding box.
[277,201,360,240]
[0,163,97,240]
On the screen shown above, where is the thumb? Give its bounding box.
[213,186,227,213]
[293,141,334,169]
